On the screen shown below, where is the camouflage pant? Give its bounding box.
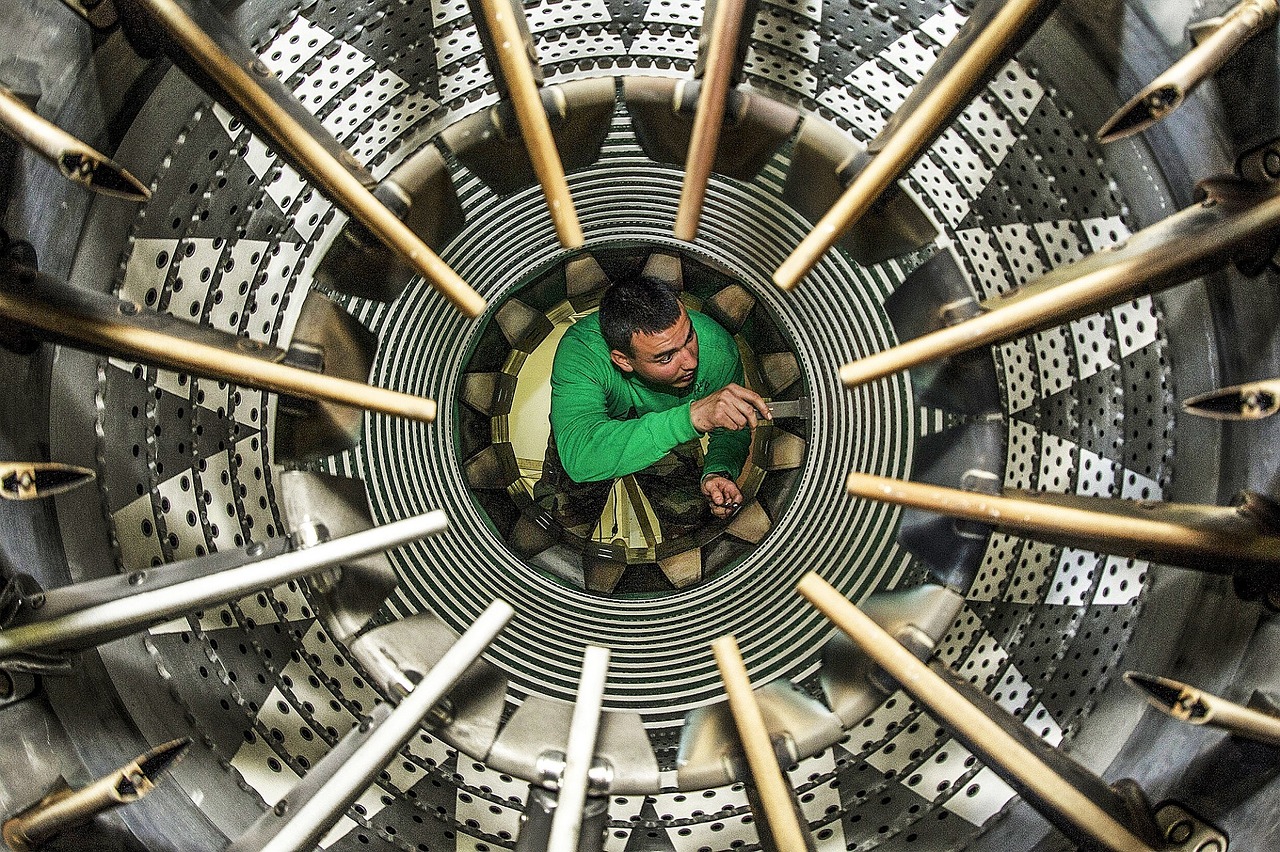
[533,433,707,539]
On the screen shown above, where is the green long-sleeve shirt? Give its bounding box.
[548,309,749,483]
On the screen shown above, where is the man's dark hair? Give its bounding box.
[598,276,683,354]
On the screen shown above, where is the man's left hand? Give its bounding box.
[701,474,743,519]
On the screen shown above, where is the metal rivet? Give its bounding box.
[1264,149,1280,179]
[1166,818,1194,844]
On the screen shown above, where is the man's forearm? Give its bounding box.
[703,427,750,481]
[554,403,700,482]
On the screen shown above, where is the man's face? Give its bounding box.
[609,305,700,389]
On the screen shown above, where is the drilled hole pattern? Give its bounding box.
[66,0,1178,850]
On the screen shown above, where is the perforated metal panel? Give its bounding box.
[2,0,1224,850]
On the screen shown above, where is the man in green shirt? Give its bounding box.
[535,275,770,539]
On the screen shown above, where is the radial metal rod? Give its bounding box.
[774,0,1053,289]
[839,180,1280,389]
[2,738,189,852]
[474,0,583,248]
[9,537,287,627]
[1125,671,1280,746]
[0,87,149,201]
[115,0,484,316]
[0,262,437,423]
[1099,0,1278,143]
[0,511,448,660]
[546,645,611,852]
[798,573,1159,852]
[673,0,748,241]
[0,462,94,500]
[712,635,811,851]
[1184,379,1280,419]
[228,600,515,852]
[845,471,1280,572]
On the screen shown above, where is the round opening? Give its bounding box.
[457,241,810,596]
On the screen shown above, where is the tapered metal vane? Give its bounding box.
[2,738,190,852]
[1099,0,1278,143]
[674,0,750,241]
[226,600,514,852]
[712,635,812,851]
[1184,379,1280,419]
[840,178,1280,390]
[113,0,485,316]
[473,0,583,248]
[844,471,1280,574]
[546,645,611,852]
[0,462,94,500]
[773,0,1057,289]
[798,573,1161,852]
[0,87,149,201]
[0,260,438,424]
[0,511,448,660]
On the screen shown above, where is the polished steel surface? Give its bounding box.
[1184,378,1280,419]
[1,737,188,852]
[673,0,749,240]
[1098,0,1279,143]
[712,634,813,850]
[226,600,513,852]
[799,572,1160,852]
[474,0,585,247]
[0,86,148,201]
[0,260,439,423]
[545,644,610,851]
[0,0,1277,850]
[114,0,485,316]
[0,461,94,501]
[1125,671,1280,746]
[844,470,1280,573]
[772,0,1056,289]
[839,178,1280,390]
[0,511,448,659]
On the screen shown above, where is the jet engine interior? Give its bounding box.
[1,0,1279,850]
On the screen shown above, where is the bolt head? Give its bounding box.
[1264,149,1280,179]
[1167,819,1194,844]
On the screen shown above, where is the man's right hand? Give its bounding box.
[689,383,771,433]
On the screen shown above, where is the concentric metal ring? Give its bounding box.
[61,0,1182,844]
[346,116,919,722]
